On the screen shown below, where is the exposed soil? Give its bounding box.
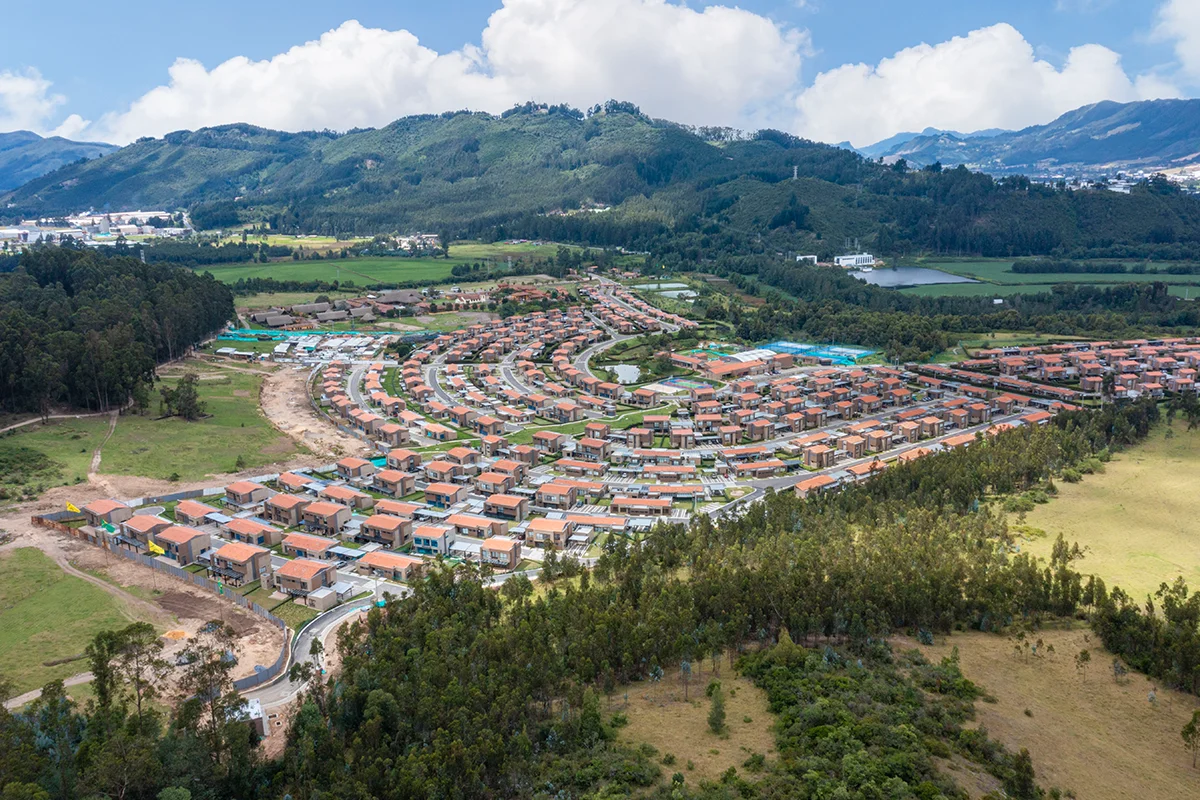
[260,366,374,460]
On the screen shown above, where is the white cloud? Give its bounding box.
[0,68,67,134]
[8,0,1196,149]
[1154,0,1200,83]
[791,23,1178,147]
[76,0,804,144]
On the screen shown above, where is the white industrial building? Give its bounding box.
[834,253,876,268]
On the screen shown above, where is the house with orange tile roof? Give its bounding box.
[152,526,211,566]
[526,517,575,549]
[82,499,132,528]
[336,457,376,481]
[300,501,352,535]
[174,500,219,527]
[225,480,271,508]
[372,470,415,497]
[264,493,311,527]
[358,514,414,548]
[448,513,509,539]
[794,473,837,499]
[480,536,522,570]
[483,494,530,522]
[386,448,422,472]
[319,484,375,511]
[424,482,469,509]
[282,531,338,560]
[225,518,282,547]
[356,550,424,582]
[273,558,338,597]
[209,542,272,586]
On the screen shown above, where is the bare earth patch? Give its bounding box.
[914,627,1198,800]
[259,366,375,460]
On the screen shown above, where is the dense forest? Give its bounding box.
[7,103,1200,267]
[0,247,234,415]
[2,398,1185,799]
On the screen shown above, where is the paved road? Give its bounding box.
[246,580,409,710]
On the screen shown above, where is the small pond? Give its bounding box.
[609,364,642,384]
[851,267,979,287]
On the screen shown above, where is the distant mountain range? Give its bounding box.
[859,99,1200,176]
[847,127,1006,161]
[0,131,117,192]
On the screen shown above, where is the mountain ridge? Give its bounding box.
[876,98,1200,175]
[0,130,118,192]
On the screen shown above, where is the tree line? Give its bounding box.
[0,248,234,415]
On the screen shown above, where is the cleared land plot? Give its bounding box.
[0,547,134,692]
[617,662,776,785]
[1022,425,1200,601]
[97,366,303,482]
[918,627,1198,800]
[0,418,111,498]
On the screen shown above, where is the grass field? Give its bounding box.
[199,241,556,286]
[892,258,1200,298]
[0,548,135,692]
[917,626,1198,800]
[1021,425,1200,602]
[98,367,302,481]
[0,418,112,498]
[617,660,776,785]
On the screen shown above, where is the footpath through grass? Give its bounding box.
[1021,424,1200,602]
[0,548,135,693]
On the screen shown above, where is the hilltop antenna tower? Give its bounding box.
[792,165,798,181]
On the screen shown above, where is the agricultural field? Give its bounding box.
[232,289,359,311]
[0,547,135,692]
[1021,424,1200,602]
[918,627,1198,800]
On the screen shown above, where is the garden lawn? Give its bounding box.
[0,548,136,692]
[99,367,302,481]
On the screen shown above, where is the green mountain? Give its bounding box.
[882,98,1200,176]
[0,130,117,192]
[4,101,1200,262]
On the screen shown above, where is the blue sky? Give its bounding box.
[1,0,1195,146]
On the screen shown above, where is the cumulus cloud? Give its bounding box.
[0,68,67,134]
[1154,0,1200,83]
[9,0,1196,148]
[791,23,1177,147]
[76,0,804,144]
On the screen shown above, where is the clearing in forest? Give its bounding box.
[616,661,776,785]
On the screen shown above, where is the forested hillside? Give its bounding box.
[0,248,234,415]
[0,131,116,192]
[7,101,1200,264]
